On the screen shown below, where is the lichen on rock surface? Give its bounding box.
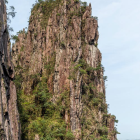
[11,0,118,139]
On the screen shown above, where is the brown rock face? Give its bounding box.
[0,0,20,140]
[12,0,118,139]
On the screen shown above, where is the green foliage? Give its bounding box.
[78,59,87,68]
[11,35,19,42]
[103,114,110,118]
[79,69,87,74]
[31,74,39,79]
[31,0,63,28]
[65,130,75,140]
[14,51,74,139]
[38,0,43,3]
[95,43,98,47]
[34,33,38,38]
[44,52,56,78]
[80,1,87,7]
[14,74,22,89]
[16,76,73,139]
[17,30,24,34]
[56,13,61,16]
[74,64,82,71]
[68,19,72,26]
[0,126,5,137]
[100,135,109,140]
[60,41,65,48]
[111,115,116,119]
[101,64,105,73]
[74,0,79,3]
[6,5,16,33]
[100,103,107,112]
[28,117,67,140]
[57,90,70,112]
[111,115,119,123]
[20,45,24,51]
[71,58,107,112]
[78,59,102,73]
[98,92,105,99]
[92,98,102,106]
[80,2,87,14]
[14,65,23,71]
[17,54,21,60]
[73,58,110,138]
[7,6,16,18]
[93,16,98,21]
[115,119,119,123]
[103,76,108,82]
[98,126,108,135]
[4,0,8,4]
[111,127,120,135]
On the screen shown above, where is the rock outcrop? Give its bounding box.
[12,0,118,139]
[0,0,20,139]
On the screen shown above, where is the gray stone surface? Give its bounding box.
[0,0,20,139]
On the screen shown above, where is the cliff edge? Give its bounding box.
[0,0,20,139]
[11,0,118,139]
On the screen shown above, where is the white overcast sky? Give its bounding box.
[8,0,140,139]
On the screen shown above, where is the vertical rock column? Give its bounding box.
[0,0,20,139]
[11,0,117,139]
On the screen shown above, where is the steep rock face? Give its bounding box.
[0,0,20,140]
[12,0,117,139]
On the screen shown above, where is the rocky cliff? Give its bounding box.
[11,0,118,139]
[0,0,20,139]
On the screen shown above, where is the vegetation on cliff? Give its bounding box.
[14,52,74,139]
[12,0,118,139]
